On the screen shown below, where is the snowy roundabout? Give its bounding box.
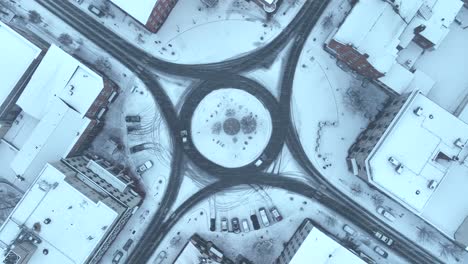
[179,76,283,175]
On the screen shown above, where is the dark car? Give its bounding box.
[88,5,104,17]
[130,143,151,153]
[250,212,260,230]
[125,115,141,122]
[231,218,240,233]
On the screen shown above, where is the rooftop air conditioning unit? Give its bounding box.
[414,107,423,116]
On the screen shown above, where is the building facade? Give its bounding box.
[0,155,141,264]
[110,0,178,33]
[145,0,179,33]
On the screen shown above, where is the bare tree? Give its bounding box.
[28,10,42,24]
[416,226,436,244]
[344,80,390,120]
[371,193,384,207]
[58,33,73,47]
[95,57,112,73]
[321,12,334,30]
[324,215,337,228]
[350,183,362,196]
[439,242,462,261]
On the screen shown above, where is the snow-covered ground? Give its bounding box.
[191,88,273,168]
[70,0,305,63]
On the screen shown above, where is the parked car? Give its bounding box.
[88,5,104,17]
[221,218,228,232]
[210,218,216,232]
[343,224,357,236]
[73,0,84,4]
[125,115,141,122]
[377,206,396,222]
[231,218,240,233]
[137,160,153,173]
[250,212,260,230]
[242,219,250,233]
[127,125,140,133]
[374,246,388,258]
[259,207,270,227]
[122,239,133,251]
[112,250,123,264]
[270,207,283,222]
[130,143,151,153]
[374,231,394,246]
[358,252,376,264]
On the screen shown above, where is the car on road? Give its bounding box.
[242,219,250,232]
[377,206,396,222]
[270,207,283,222]
[88,5,105,17]
[259,207,270,227]
[343,224,357,236]
[125,115,141,122]
[221,218,228,232]
[137,160,153,174]
[112,250,123,264]
[374,231,394,246]
[231,218,240,233]
[374,246,388,258]
[250,212,260,230]
[130,143,152,153]
[180,130,189,148]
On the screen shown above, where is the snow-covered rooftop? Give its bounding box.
[16,45,103,119]
[289,227,364,264]
[10,99,91,176]
[173,241,209,264]
[0,163,119,264]
[366,91,468,238]
[378,64,435,95]
[332,0,414,74]
[110,0,158,25]
[0,22,41,107]
[416,0,463,48]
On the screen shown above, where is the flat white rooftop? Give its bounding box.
[11,99,91,176]
[0,22,40,106]
[367,91,468,238]
[0,164,119,264]
[174,241,210,264]
[17,45,103,119]
[110,0,157,25]
[332,0,419,74]
[289,227,364,264]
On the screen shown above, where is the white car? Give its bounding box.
[343,224,357,236]
[242,219,250,233]
[374,246,388,258]
[377,207,396,222]
[259,208,270,227]
[221,218,228,232]
[137,160,153,173]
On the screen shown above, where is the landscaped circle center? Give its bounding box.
[223,118,241,135]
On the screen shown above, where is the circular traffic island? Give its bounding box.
[179,76,283,176]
